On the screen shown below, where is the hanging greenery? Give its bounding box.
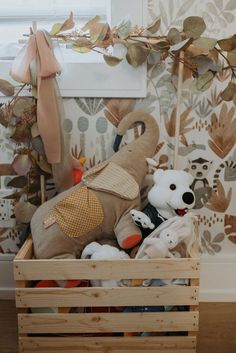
[1,11,236,225]
[46,12,236,103]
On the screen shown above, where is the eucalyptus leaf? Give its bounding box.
[37,158,52,174]
[103,54,123,66]
[170,38,191,52]
[193,55,218,75]
[7,175,28,188]
[50,12,74,36]
[12,154,32,176]
[90,23,109,44]
[31,122,40,138]
[168,28,182,44]
[221,82,236,101]
[0,79,15,96]
[227,50,236,65]
[147,51,161,65]
[126,44,149,67]
[193,37,217,50]
[72,44,91,53]
[218,34,236,51]
[81,15,101,32]
[10,123,31,143]
[116,18,132,39]
[13,97,35,118]
[147,17,161,34]
[183,16,206,39]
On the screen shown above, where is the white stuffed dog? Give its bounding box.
[131,169,195,236]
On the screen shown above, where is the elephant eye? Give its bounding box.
[170,184,176,190]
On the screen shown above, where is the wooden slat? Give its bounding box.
[14,258,200,280]
[14,236,33,260]
[15,286,199,308]
[18,312,199,334]
[19,336,196,353]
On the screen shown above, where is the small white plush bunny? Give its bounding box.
[135,216,192,259]
[81,241,130,287]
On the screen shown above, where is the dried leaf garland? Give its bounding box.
[50,11,74,35]
[0,79,14,96]
[12,154,32,176]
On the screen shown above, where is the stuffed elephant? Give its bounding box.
[31,111,159,259]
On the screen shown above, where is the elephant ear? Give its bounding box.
[82,161,139,200]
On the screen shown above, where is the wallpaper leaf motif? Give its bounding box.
[104,99,135,127]
[75,98,104,115]
[206,179,232,212]
[207,87,222,107]
[208,103,236,158]
[201,230,225,255]
[225,0,236,11]
[165,107,194,138]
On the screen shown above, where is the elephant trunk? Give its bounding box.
[111,111,159,186]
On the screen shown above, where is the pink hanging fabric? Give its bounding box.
[11,30,62,164]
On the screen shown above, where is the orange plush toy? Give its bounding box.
[71,145,86,185]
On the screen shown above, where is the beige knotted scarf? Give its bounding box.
[11,30,73,191]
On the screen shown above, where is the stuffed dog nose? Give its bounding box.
[182,192,194,205]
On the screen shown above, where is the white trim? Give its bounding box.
[0,0,147,98]
[0,254,15,300]
[199,256,236,302]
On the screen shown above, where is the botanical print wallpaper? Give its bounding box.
[1,0,236,259]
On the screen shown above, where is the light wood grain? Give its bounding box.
[18,311,198,334]
[15,285,199,308]
[173,50,184,170]
[19,336,196,353]
[14,236,33,260]
[4,301,236,353]
[14,257,200,281]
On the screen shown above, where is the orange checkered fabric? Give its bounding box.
[52,186,104,238]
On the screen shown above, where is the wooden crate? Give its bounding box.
[14,231,200,353]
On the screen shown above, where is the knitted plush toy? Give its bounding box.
[130,169,195,237]
[135,216,193,260]
[30,111,159,259]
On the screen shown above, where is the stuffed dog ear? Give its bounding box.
[81,241,101,259]
[153,169,164,184]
